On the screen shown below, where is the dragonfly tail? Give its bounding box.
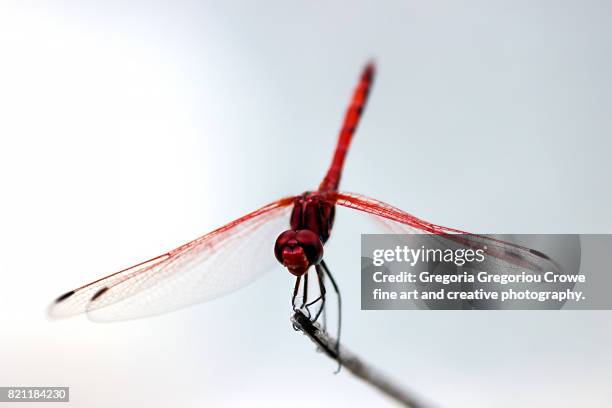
[319,61,375,192]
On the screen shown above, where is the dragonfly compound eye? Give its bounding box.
[274,229,324,276]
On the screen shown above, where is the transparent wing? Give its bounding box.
[333,192,561,274]
[49,196,296,321]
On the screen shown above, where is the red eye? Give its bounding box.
[274,230,298,264]
[294,230,323,265]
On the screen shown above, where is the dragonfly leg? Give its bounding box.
[291,275,302,311]
[320,259,341,368]
[309,265,327,324]
[321,270,327,331]
[300,272,311,318]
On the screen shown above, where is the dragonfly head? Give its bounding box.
[274,229,323,276]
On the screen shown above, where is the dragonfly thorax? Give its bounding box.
[289,192,335,243]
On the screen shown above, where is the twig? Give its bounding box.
[291,311,430,408]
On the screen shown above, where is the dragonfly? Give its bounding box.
[50,62,558,334]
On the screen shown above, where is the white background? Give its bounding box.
[1,1,612,407]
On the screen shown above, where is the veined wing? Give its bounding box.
[333,192,560,274]
[49,196,296,321]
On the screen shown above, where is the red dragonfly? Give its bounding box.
[50,62,556,326]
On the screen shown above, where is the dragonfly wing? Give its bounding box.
[333,192,561,274]
[49,196,296,321]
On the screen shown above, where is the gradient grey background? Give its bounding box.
[1,1,612,407]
